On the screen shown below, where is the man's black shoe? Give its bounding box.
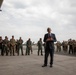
[42,65,47,67]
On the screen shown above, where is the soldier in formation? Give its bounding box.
[15,39,19,54]
[3,36,9,56]
[0,36,3,56]
[17,37,24,55]
[68,39,73,54]
[68,39,76,54]
[25,38,32,55]
[56,41,62,52]
[73,40,76,54]
[62,41,68,52]
[37,38,43,56]
[0,35,76,56]
[10,36,16,56]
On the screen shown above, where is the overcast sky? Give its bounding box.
[0,0,76,43]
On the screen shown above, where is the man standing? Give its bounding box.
[25,38,32,55]
[56,41,61,52]
[3,36,9,56]
[68,39,73,54]
[37,38,43,56]
[0,36,3,56]
[42,27,57,67]
[18,37,24,55]
[10,36,16,56]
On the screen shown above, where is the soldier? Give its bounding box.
[37,38,43,56]
[68,39,73,54]
[72,40,76,54]
[0,36,3,56]
[15,39,19,54]
[25,38,32,55]
[18,37,24,55]
[3,36,9,56]
[10,36,16,56]
[74,40,76,54]
[7,41,11,54]
[62,41,68,52]
[56,41,61,52]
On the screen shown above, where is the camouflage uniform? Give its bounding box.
[68,39,73,54]
[3,36,9,56]
[56,41,61,52]
[74,41,76,54]
[7,41,11,54]
[62,41,68,52]
[72,40,76,54]
[25,38,32,55]
[15,40,18,53]
[10,36,16,56]
[0,36,3,56]
[18,37,24,55]
[37,38,43,56]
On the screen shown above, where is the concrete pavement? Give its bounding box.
[0,50,76,75]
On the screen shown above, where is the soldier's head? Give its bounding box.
[5,36,8,39]
[73,40,75,42]
[68,39,72,42]
[47,27,51,33]
[12,35,14,39]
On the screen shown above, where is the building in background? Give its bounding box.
[0,0,4,11]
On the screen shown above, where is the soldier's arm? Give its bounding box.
[22,40,23,44]
[10,39,12,45]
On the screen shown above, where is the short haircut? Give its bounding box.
[47,27,51,32]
